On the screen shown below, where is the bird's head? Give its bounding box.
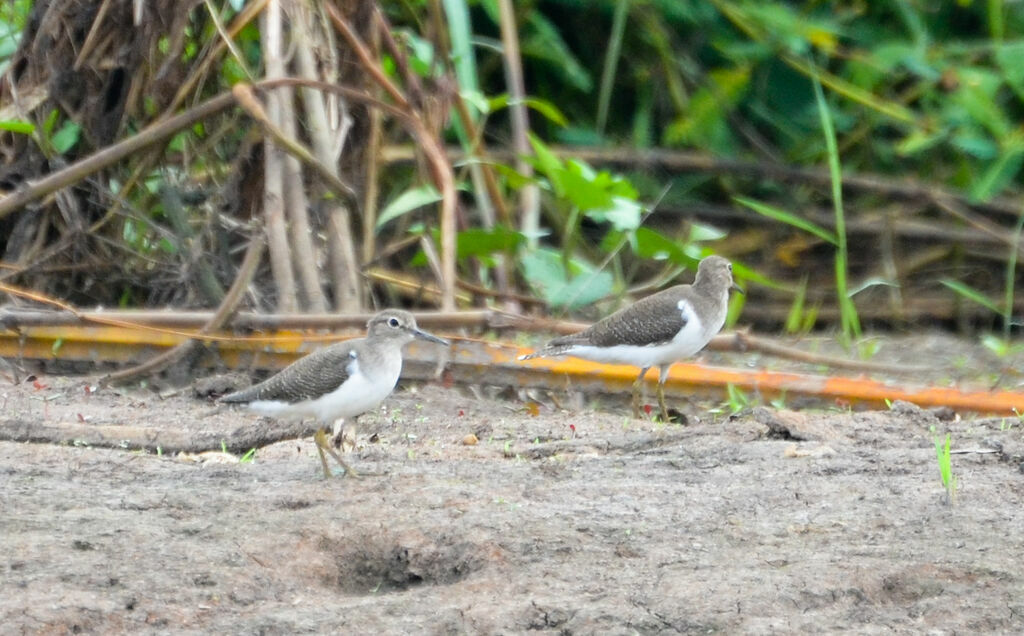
[367,310,451,346]
[695,255,743,295]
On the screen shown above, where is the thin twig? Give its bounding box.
[101,235,265,385]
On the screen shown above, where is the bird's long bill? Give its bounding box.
[731,282,745,295]
[412,328,450,346]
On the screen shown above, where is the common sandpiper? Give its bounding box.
[219,309,450,477]
[521,255,741,422]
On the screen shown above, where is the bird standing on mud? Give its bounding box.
[521,255,741,422]
[220,310,449,478]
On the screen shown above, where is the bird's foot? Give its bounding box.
[315,429,360,479]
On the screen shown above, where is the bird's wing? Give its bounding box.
[552,286,692,348]
[220,341,361,403]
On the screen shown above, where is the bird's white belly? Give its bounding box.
[567,305,710,368]
[246,360,400,422]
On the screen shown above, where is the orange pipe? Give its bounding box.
[511,346,1024,415]
[2,326,1022,416]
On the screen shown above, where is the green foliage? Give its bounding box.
[0,120,34,134]
[941,211,1023,341]
[0,0,29,73]
[377,185,444,231]
[784,275,819,334]
[49,121,81,156]
[811,65,860,346]
[724,383,751,414]
[734,197,836,245]
[520,247,614,310]
[528,134,642,231]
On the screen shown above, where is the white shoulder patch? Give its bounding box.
[676,299,694,322]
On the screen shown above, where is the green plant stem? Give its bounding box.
[596,0,629,136]
[1004,213,1024,340]
[811,63,860,344]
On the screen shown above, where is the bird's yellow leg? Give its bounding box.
[632,367,649,419]
[314,428,333,478]
[657,382,671,424]
[315,428,360,478]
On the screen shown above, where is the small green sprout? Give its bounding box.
[933,433,957,504]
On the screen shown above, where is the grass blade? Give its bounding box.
[940,279,1004,315]
[733,196,837,245]
[810,62,860,343]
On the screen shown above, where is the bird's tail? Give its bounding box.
[517,344,575,361]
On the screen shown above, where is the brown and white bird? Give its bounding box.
[219,310,449,478]
[521,255,741,421]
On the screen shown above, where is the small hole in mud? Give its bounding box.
[765,426,798,440]
[322,532,484,594]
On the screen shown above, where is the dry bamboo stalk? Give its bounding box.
[280,91,328,313]
[497,0,540,248]
[361,31,384,267]
[260,1,299,313]
[327,6,456,311]
[293,0,362,311]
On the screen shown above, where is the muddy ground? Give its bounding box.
[3,333,1024,634]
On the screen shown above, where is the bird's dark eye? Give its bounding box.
[388,317,400,327]
[727,264,733,271]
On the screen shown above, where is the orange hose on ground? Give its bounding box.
[1,326,1021,416]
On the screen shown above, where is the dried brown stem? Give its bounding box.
[497,0,540,246]
[327,5,457,311]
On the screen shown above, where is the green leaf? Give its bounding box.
[461,89,491,115]
[587,196,642,232]
[688,222,727,243]
[734,196,837,245]
[489,162,538,190]
[376,185,442,231]
[632,227,698,267]
[969,146,1024,202]
[995,41,1024,95]
[455,226,525,261]
[50,121,81,155]
[664,65,750,150]
[952,67,1011,139]
[941,279,1005,316]
[527,133,563,180]
[520,248,613,309]
[785,275,808,334]
[520,97,568,128]
[0,120,34,134]
[519,12,592,92]
[487,95,568,127]
[444,0,478,93]
[896,129,945,156]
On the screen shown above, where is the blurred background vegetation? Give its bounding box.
[0,0,1021,350]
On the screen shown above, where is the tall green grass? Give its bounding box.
[811,65,861,345]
